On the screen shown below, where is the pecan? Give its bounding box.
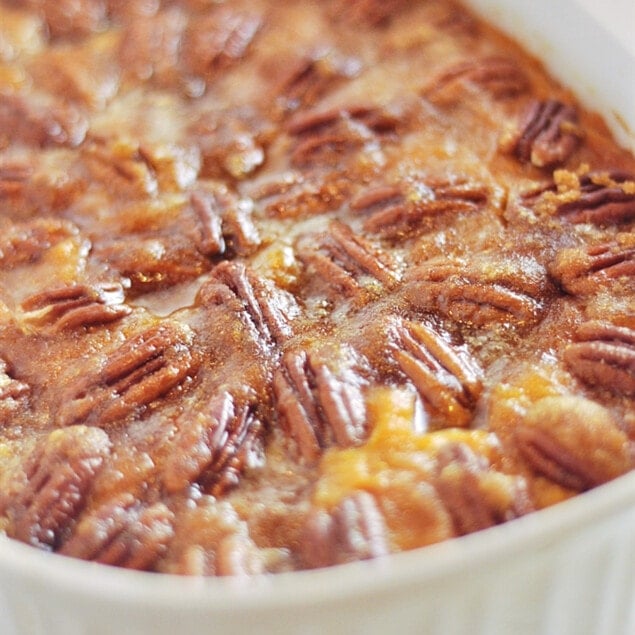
[37,0,107,39]
[391,319,483,428]
[287,105,399,168]
[300,492,388,569]
[515,395,632,490]
[274,346,367,462]
[556,171,635,225]
[118,8,185,85]
[56,322,197,427]
[81,137,159,199]
[564,321,635,396]
[550,239,635,296]
[423,56,529,103]
[93,235,210,294]
[257,172,351,220]
[180,9,261,81]
[273,52,360,113]
[199,261,299,346]
[0,161,32,199]
[328,0,411,27]
[0,93,88,148]
[189,188,260,257]
[405,257,549,328]
[296,220,398,302]
[60,494,175,570]
[215,534,266,577]
[5,426,111,550]
[21,282,130,331]
[189,109,265,180]
[0,218,81,269]
[163,388,265,496]
[352,178,488,238]
[508,99,580,168]
[434,443,534,535]
[0,358,30,424]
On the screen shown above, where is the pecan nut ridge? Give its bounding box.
[21,282,131,331]
[352,178,488,238]
[550,240,635,296]
[274,347,367,462]
[56,322,197,427]
[300,491,389,569]
[60,493,175,570]
[189,189,261,257]
[515,395,632,490]
[508,99,580,168]
[0,161,32,199]
[405,258,547,328]
[202,260,299,346]
[5,426,111,550]
[557,171,635,225]
[287,105,399,167]
[296,220,398,302]
[391,319,483,428]
[273,52,361,114]
[163,387,265,496]
[328,0,412,27]
[434,443,534,535]
[564,321,635,396]
[422,56,529,103]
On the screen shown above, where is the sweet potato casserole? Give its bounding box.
[0,0,633,576]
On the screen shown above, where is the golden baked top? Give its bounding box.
[0,0,634,575]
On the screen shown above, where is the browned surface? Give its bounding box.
[0,0,634,575]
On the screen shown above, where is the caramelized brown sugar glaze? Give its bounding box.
[0,0,634,575]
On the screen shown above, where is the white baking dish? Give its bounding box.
[1,1,633,634]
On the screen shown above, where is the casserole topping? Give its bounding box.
[0,0,634,575]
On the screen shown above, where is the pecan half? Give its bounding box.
[118,8,185,85]
[0,218,81,269]
[434,443,534,535]
[56,322,197,427]
[555,171,635,225]
[274,346,367,462]
[199,261,299,346]
[0,161,32,199]
[0,93,88,148]
[507,99,580,168]
[287,105,399,168]
[328,0,411,27]
[391,319,483,428]
[300,492,388,569]
[5,426,111,550]
[37,0,106,39]
[423,56,529,104]
[180,9,261,81]
[255,171,351,220]
[21,282,131,331]
[189,188,261,257]
[550,239,635,296]
[163,388,264,496]
[81,137,159,199]
[296,220,398,303]
[564,321,635,396]
[0,358,30,424]
[515,395,632,490]
[60,494,174,570]
[93,235,210,294]
[272,52,360,113]
[352,177,488,238]
[405,256,549,328]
